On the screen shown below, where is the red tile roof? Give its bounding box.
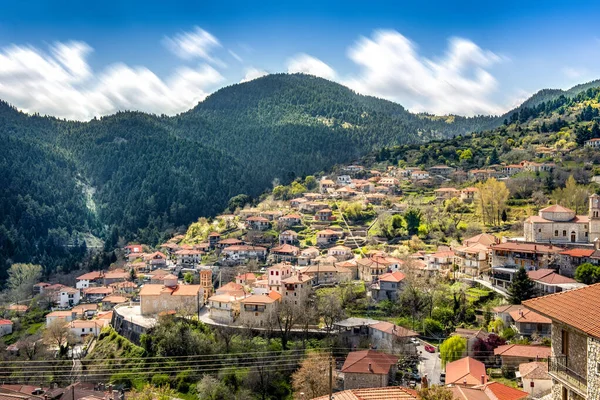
[312,386,418,400]
[490,242,564,254]
[368,321,418,338]
[509,308,551,324]
[540,204,574,213]
[341,350,398,374]
[481,382,528,400]
[493,344,551,359]
[559,248,595,257]
[445,357,488,386]
[378,271,406,283]
[523,282,600,339]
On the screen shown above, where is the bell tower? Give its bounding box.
[589,194,600,242]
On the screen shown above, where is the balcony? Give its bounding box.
[548,356,587,396]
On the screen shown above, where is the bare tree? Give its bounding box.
[43,319,76,356]
[317,290,345,334]
[291,352,333,399]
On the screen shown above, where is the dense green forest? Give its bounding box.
[0,73,598,280]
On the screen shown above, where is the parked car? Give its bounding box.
[424,344,436,353]
[409,338,420,345]
[440,372,446,384]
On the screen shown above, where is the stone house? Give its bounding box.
[434,187,460,200]
[298,246,320,266]
[245,216,270,231]
[493,344,551,368]
[558,248,596,278]
[509,308,552,338]
[524,204,594,244]
[281,272,313,304]
[524,283,600,400]
[270,243,300,263]
[101,294,129,311]
[518,361,552,398]
[319,179,336,193]
[221,245,267,264]
[278,213,302,227]
[316,229,342,246]
[239,291,282,327]
[428,165,455,177]
[371,271,406,301]
[426,249,455,271]
[368,321,418,351]
[315,208,334,221]
[327,245,353,261]
[175,249,203,266]
[207,293,245,324]
[139,276,202,316]
[266,263,293,293]
[298,264,352,285]
[144,252,167,269]
[341,350,398,390]
[460,187,478,203]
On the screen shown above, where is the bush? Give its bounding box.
[151,374,170,388]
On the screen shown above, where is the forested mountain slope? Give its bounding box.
[0,73,596,279]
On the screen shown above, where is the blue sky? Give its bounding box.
[0,0,599,119]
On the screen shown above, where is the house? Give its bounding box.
[357,254,403,282]
[217,237,244,249]
[298,264,352,285]
[319,179,336,193]
[103,269,130,286]
[333,317,381,347]
[454,243,490,276]
[335,186,358,198]
[124,244,144,256]
[410,170,430,180]
[315,208,334,221]
[215,282,246,297]
[336,260,358,280]
[235,273,256,286]
[341,350,398,390]
[109,281,138,294]
[221,245,267,263]
[33,282,51,295]
[492,304,523,328]
[518,361,552,398]
[290,197,308,208]
[312,386,418,400]
[337,175,352,186]
[452,328,490,356]
[558,247,595,278]
[379,177,399,188]
[75,271,104,290]
[448,382,528,400]
[522,161,555,173]
[366,193,387,204]
[434,187,460,200]
[464,233,498,247]
[279,230,298,245]
[584,137,600,148]
[139,276,202,316]
[527,268,585,295]
[428,165,455,177]
[460,187,478,203]
[71,303,98,319]
[298,246,320,266]
[327,245,353,261]
[468,169,495,181]
[46,310,75,325]
[425,250,455,271]
[316,229,342,246]
[7,304,28,314]
[368,321,418,351]
[267,263,293,293]
[82,286,113,302]
[101,295,129,311]
[67,320,107,339]
[509,308,552,337]
[56,287,80,308]
[281,272,313,303]
[279,213,302,227]
[245,216,270,231]
[352,179,374,193]
[260,210,283,221]
[270,243,300,262]
[0,320,13,337]
[503,164,524,176]
[144,252,167,269]
[371,271,406,301]
[207,232,221,249]
[175,249,202,266]
[207,293,245,324]
[445,356,488,386]
[523,283,600,400]
[494,344,551,367]
[239,291,282,327]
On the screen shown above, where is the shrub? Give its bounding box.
[151,374,170,387]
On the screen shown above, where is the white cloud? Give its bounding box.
[562,66,588,80]
[286,53,336,80]
[240,67,268,83]
[163,26,221,63]
[344,30,502,116]
[228,49,243,63]
[0,42,224,120]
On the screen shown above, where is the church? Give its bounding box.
[524,194,600,244]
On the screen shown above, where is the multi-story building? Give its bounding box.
[266,263,293,293]
[524,284,600,400]
[371,271,406,301]
[281,272,313,304]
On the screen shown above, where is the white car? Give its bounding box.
[410,338,420,345]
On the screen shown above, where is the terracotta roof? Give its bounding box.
[492,304,522,314]
[218,282,245,293]
[559,248,595,257]
[102,295,128,303]
[368,321,418,338]
[271,243,300,254]
[540,204,574,213]
[247,216,269,222]
[509,308,551,324]
[76,271,104,280]
[341,350,398,374]
[208,294,245,303]
[312,386,418,400]
[490,242,564,254]
[240,291,281,304]
[445,357,488,385]
[83,286,113,295]
[464,233,498,246]
[218,238,244,245]
[528,270,577,285]
[518,361,550,380]
[236,273,256,280]
[139,284,174,296]
[223,245,267,252]
[47,310,73,317]
[493,344,551,359]
[378,271,406,283]
[208,232,221,237]
[280,230,298,236]
[449,382,528,400]
[282,273,313,284]
[523,282,600,339]
[328,245,351,252]
[434,187,459,192]
[103,270,129,279]
[171,285,201,296]
[0,319,13,325]
[316,229,341,236]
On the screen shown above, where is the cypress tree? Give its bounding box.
[508,267,536,304]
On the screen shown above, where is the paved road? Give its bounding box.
[417,343,442,386]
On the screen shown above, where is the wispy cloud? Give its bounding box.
[0,41,224,120]
[163,26,222,63]
[343,30,502,116]
[228,49,243,63]
[562,66,588,80]
[286,53,337,80]
[240,67,268,83]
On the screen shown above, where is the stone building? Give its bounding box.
[341,350,398,390]
[524,195,600,244]
[139,275,202,316]
[524,283,600,400]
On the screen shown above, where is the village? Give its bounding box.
[1,156,600,400]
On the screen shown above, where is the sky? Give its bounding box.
[1,0,600,120]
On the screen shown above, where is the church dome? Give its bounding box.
[540,204,576,222]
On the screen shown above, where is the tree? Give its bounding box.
[316,290,345,334]
[184,272,194,284]
[419,385,454,400]
[501,209,508,223]
[404,208,422,236]
[488,148,500,165]
[129,384,178,400]
[6,263,43,302]
[195,375,233,400]
[508,267,536,304]
[291,352,332,399]
[551,176,589,214]
[43,319,76,356]
[475,178,509,226]
[574,263,600,284]
[304,175,317,190]
[228,194,251,212]
[440,336,466,366]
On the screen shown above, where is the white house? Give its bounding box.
[0,320,13,337]
[67,320,107,340]
[75,271,103,290]
[58,287,80,308]
[46,310,75,326]
[336,175,352,186]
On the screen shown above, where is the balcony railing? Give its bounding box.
[548,356,587,395]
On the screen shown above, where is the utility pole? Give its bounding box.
[328,350,333,400]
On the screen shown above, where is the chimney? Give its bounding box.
[463,379,467,386]
[368,363,373,373]
[519,308,523,317]
[481,375,486,385]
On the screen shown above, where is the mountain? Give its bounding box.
[0,73,594,279]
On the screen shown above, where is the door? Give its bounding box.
[570,232,576,243]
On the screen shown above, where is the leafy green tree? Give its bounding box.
[440,336,466,366]
[574,263,600,284]
[184,272,194,284]
[551,176,589,214]
[488,147,500,165]
[228,194,251,211]
[419,386,454,400]
[404,208,422,236]
[304,175,317,190]
[508,267,536,304]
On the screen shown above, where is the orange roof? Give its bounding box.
[378,271,406,283]
[540,204,574,213]
[559,248,595,257]
[523,282,600,339]
[312,386,418,400]
[518,361,550,380]
[449,382,528,400]
[509,308,551,324]
[139,284,174,296]
[103,270,129,279]
[76,271,103,280]
[341,350,398,374]
[102,295,128,303]
[464,233,497,246]
[240,291,281,304]
[218,238,244,245]
[139,284,200,297]
[445,357,488,386]
[172,285,201,296]
[271,243,300,254]
[282,273,313,284]
[493,344,551,359]
[218,282,245,293]
[83,286,113,295]
[47,310,73,317]
[490,242,564,254]
[368,321,418,338]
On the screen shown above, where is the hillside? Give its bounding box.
[0,73,597,280]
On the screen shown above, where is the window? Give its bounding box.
[563,230,567,237]
[561,329,569,356]
[538,228,542,233]
[597,362,600,374]
[555,230,558,236]
[586,232,589,237]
